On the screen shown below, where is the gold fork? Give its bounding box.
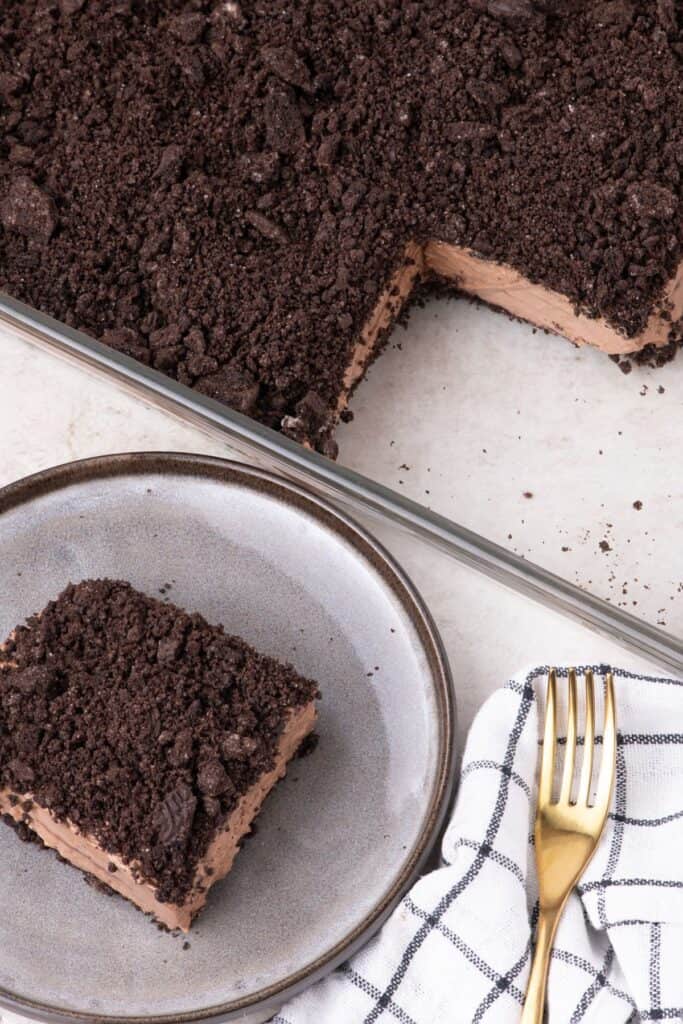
[521,668,616,1024]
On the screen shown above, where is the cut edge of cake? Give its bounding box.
[304,239,683,450]
[425,242,683,357]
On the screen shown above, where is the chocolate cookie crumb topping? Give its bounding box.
[0,2,681,445]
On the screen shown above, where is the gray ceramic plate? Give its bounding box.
[0,453,455,1024]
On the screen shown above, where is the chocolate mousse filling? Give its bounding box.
[0,580,319,930]
[0,1,681,452]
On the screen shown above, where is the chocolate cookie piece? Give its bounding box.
[0,177,57,241]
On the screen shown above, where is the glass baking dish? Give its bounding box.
[1,288,681,674]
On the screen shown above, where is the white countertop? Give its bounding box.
[0,300,678,1024]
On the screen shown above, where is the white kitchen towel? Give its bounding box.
[274,665,683,1024]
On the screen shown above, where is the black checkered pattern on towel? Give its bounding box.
[272,666,683,1024]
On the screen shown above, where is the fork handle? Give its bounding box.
[520,907,561,1024]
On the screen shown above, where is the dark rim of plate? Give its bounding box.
[0,452,457,1024]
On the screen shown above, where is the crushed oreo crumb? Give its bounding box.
[296,732,320,759]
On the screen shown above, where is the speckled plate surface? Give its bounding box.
[0,453,455,1024]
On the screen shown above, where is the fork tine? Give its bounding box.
[576,670,595,805]
[539,669,557,806]
[559,668,578,804]
[594,673,616,812]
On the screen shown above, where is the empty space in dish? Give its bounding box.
[338,295,683,638]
